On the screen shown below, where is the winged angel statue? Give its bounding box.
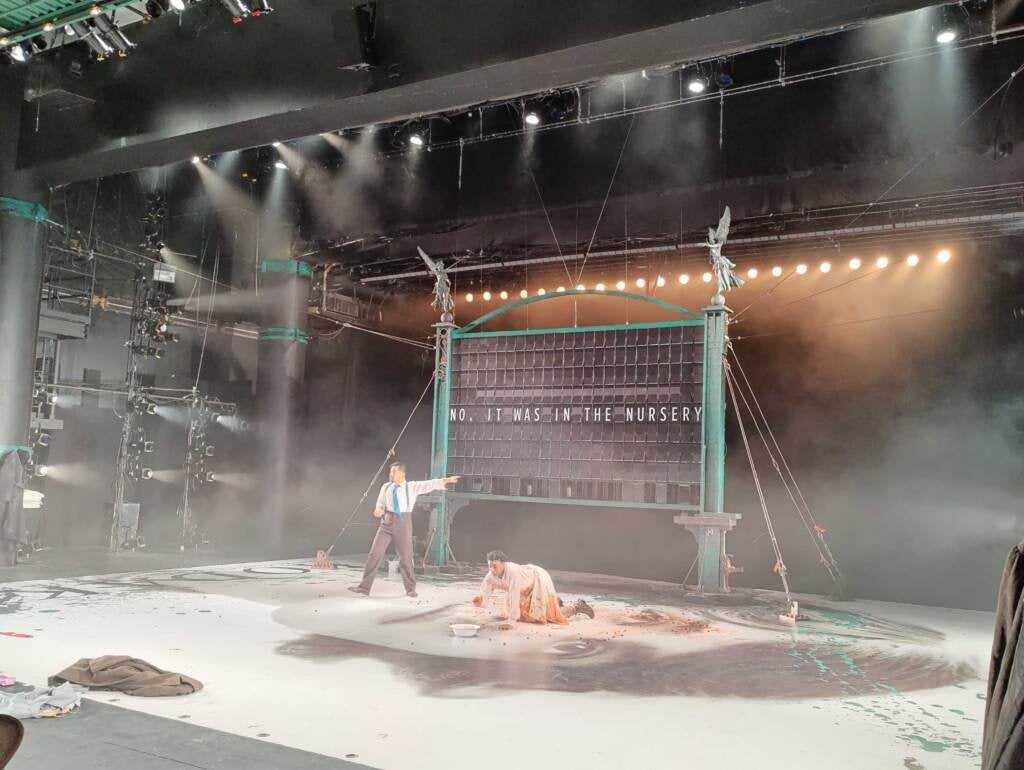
[417,246,455,323]
[706,206,744,304]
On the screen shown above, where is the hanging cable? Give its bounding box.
[724,365,794,609]
[322,372,437,557]
[728,344,845,594]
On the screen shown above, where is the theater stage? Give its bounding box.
[0,558,993,770]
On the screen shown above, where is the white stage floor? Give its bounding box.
[0,559,994,769]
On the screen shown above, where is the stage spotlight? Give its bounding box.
[47,393,58,405]
[907,254,920,266]
[409,133,424,147]
[37,433,51,447]
[250,0,273,16]
[524,111,541,126]
[678,274,689,284]
[143,441,155,453]
[635,277,646,288]
[716,59,735,88]
[206,472,217,482]
[616,280,626,290]
[849,258,862,270]
[595,283,606,291]
[937,249,951,263]
[93,13,135,55]
[702,272,713,282]
[796,264,808,274]
[483,291,492,301]
[656,276,666,287]
[170,0,186,9]
[36,465,49,477]
[90,4,102,15]
[746,268,758,279]
[936,28,956,44]
[146,402,158,415]
[557,286,566,292]
[820,262,831,273]
[876,256,889,268]
[221,0,250,23]
[537,288,546,295]
[576,283,586,291]
[9,44,28,63]
[42,22,55,32]
[205,446,215,457]
[465,292,474,302]
[146,0,169,18]
[274,160,288,170]
[271,140,281,147]
[771,266,783,277]
[519,289,528,298]
[141,468,154,480]
[499,290,508,300]
[687,76,707,94]
[191,156,201,164]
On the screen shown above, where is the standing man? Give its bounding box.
[349,462,459,598]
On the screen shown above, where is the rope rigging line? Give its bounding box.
[728,344,845,591]
[732,265,887,326]
[724,365,793,607]
[730,268,796,323]
[323,372,437,557]
[528,170,574,286]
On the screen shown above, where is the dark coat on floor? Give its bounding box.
[983,538,1024,770]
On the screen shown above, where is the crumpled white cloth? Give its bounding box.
[0,682,81,719]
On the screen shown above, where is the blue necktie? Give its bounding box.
[391,484,401,517]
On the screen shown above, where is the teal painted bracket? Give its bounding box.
[457,289,701,334]
[259,327,309,344]
[261,260,313,278]
[0,197,48,224]
[0,445,33,460]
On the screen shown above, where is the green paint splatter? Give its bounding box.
[907,736,946,753]
[949,709,964,716]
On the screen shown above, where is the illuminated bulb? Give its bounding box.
[796,264,808,274]
[746,268,758,279]
[483,291,492,301]
[90,5,102,16]
[537,288,546,296]
[906,254,919,266]
[557,286,566,292]
[635,277,646,288]
[678,274,689,284]
[849,258,861,270]
[771,266,783,277]
[702,272,712,283]
[655,276,666,288]
[876,256,889,268]
[409,133,424,147]
[42,22,54,32]
[937,249,951,263]
[936,29,956,44]
[687,77,706,94]
[274,160,288,170]
[170,0,186,8]
[499,290,508,300]
[465,292,474,302]
[595,283,605,291]
[519,289,528,298]
[616,280,626,290]
[819,262,831,273]
[272,141,281,147]
[191,156,201,164]
[576,284,585,291]
[524,112,540,126]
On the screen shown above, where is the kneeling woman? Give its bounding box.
[472,550,594,628]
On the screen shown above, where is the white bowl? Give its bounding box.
[450,623,480,638]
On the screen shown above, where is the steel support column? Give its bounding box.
[692,303,730,590]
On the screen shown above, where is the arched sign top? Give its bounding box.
[457,289,702,334]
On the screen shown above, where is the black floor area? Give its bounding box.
[11,699,374,770]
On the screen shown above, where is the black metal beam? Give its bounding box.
[19,0,945,186]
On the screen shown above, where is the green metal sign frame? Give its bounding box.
[426,290,736,587]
